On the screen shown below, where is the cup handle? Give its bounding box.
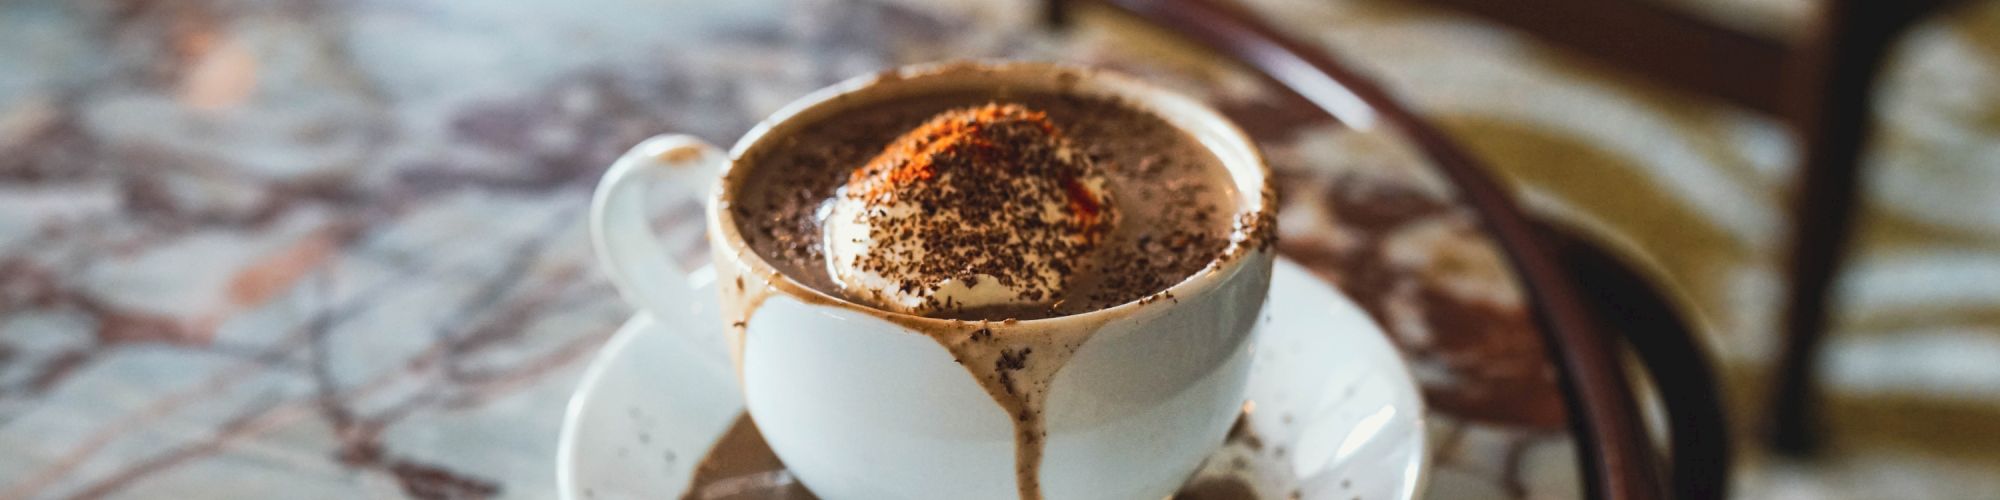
[589,134,725,317]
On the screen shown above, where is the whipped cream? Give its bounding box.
[822,104,1116,316]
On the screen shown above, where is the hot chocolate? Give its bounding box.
[701,79,1273,500]
[733,91,1238,320]
[593,63,1276,500]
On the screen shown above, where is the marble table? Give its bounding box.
[0,0,1625,498]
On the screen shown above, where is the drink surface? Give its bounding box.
[733,90,1238,320]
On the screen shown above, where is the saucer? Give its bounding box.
[557,258,1428,499]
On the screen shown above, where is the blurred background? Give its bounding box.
[0,0,1996,498]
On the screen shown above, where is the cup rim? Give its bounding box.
[707,60,1274,328]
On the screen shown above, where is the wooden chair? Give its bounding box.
[1400,0,1971,456]
[1048,0,1737,498]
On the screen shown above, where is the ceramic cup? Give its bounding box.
[589,61,1274,500]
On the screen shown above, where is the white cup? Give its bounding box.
[590,61,1274,500]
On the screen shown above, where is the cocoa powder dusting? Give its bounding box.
[734,91,1240,320]
[836,104,1114,316]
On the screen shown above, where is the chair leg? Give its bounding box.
[1770,0,1943,455]
[1043,0,1071,29]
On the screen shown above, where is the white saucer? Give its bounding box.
[557,258,1428,499]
